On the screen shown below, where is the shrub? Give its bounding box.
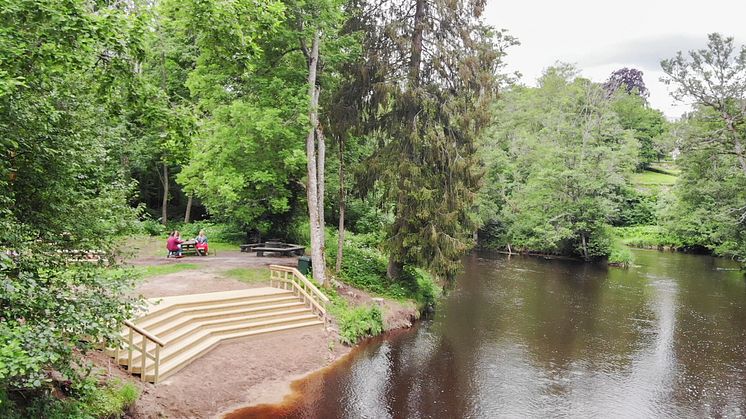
[139,219,166,236]
[336,305,384,345]
[608,240,633,267]
[325,287,384,345]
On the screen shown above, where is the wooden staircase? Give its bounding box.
[111,266,329,383]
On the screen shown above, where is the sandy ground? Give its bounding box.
[104,241,414,418]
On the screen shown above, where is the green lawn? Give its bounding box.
[631,170,677,186]
[138,263,201,278]
[223,267,270,284]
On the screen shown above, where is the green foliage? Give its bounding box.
[325,288,384,345]
[348,0,517,279]
[0,1,144,407]
[139,219,167,237]
[288,220,311,246]
[613,187,658,227]
[336,305,384,346]
[610,91,668,167]
[608,242,633,267]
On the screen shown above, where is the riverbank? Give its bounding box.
[113,238,422,418]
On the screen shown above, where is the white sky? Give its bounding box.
[483,0,746,119]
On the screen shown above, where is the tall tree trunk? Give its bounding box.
[336,135,346,274]
[408,0,426,86]
[387,259,403,280]
[316,123,326,254]
[161,164,169,225]
[305,30,325,285]
[581,233,589,261]
[184,195,193,223]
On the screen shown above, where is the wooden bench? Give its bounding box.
[240,242,305,257]
[240,243,262,253]
[254,245,305,257]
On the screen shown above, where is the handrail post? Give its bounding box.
[127,328,134,369]
[140,335,147,381]
[154,345,161,384]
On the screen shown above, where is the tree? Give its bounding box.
[661,33,746,263]
[354,0,517,280]
[610,91,667,167]
[661,33,746,176]
[0,0,142,395]
[604,67,649,98]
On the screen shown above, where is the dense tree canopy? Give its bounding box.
[479,66,638,259]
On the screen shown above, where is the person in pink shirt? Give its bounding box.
[166,230,184,258]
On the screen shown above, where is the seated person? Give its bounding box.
[195,230,208,255]
[166,230,184,257]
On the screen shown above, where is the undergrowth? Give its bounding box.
[324,286,384,345]
[325,231,439,308]
[1,378,139,419]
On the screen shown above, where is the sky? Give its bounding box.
[483,0,746,119]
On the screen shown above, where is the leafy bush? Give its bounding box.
[287,220,311,246]
[336,305,384,345]
[608,239,633,267]
[325,288,384,345]
[139,219,166,236]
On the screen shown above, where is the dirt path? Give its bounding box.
[121,246,350,418]
[134,250,295,298]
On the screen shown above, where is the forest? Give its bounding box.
[2,0,746,416]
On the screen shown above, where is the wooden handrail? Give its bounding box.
[269,265,330,304]
[124,320,165,347]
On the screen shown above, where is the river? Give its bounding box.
[229,249,746,418]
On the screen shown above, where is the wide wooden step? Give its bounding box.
[141,319,323,382]
[128,314,322,375]
[120,308,314,365]
[123,297,305,345]
[114,286,326,383]
[134,288,295,325]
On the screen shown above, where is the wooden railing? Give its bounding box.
[118,320,165,384]
[269,265,330,325]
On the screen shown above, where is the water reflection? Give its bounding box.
[229,250,746,418]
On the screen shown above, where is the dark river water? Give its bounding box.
[229,250,746,418]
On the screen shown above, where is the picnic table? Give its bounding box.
[180,240,203,256]
[240,242,305,257]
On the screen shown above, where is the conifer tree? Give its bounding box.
[353,0,516,279]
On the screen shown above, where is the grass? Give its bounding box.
[223,267,270,284]
[631,170,677,186]
[138,263,200,278]
[612,225,682,249]
[647,163,681,175]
